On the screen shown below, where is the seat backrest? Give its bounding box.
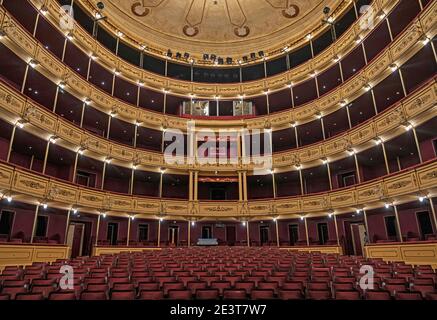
[138,290,164,300]
[278,290,303,300]
[16,293,44,300]
[187,281,207,293]
[80,291,107,300]
[250,289,275,300]
[364,290,391,300]
[335,290,361,300]
[223,289,247,300]
[138,282,159,291]
[163,282,185,295]
[307,290,331,300]
[167,290,192,300]
[111,290,136,300]
[307,282,330,291]
[395,291,423,300]
[281,282,303,291]
[195,289,219,300]
[49,292,77,300]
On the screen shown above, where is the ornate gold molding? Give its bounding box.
[0,159,436,218]
[0,77,435,172]
[28,0,401,96]
[0,4,434,135]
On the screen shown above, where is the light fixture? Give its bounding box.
[6,196,12,203]
[364,84,372,91]
[419,196,427,202]
[421,36,430,45]
[78,147,85,155]
[40,5,48,15]
[105,157,112,164]
[373,137,382,145]
[356,209,362,214]
[42,203,48,209]
[140,44,147,50]
[340,100,347,107]
[116,31,124,38]
[354,36,362,44]
[0,29,6,39]
[29,59,39,68]
[138,80,144,86]
[404,122,413,131]
[390,63,398,72]
[90,53,97,60]
[159,217,164,222]
[131,215,135,220]
[58,81,66,89]
[321,158,328,165]
[347,148,355,156]
[385,203,391,209]
[160,168,166,174]
[132,164,138,170]
[300,216,304,221]
[295,164,301,170]
[66,32,73,41]
[287,83,293,88]
[114,69,121,76]
[242,221,246,226]
[315,112,322,119]
[263,90,269,96]
[16,119,26,129]
[95,12,103,19]
[333,55,340,63]
[72,208,78,214]
[102,212,106,218]
[306,33,313,40]
[290,121,297,128]
[191,221,195,226]
[49,136,58,144]
[327,16,334,24]
[328,212,333,218]
[135,121,141,127]
[84,98,92,105]
[110,111,117,118]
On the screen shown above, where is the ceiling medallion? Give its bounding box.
[131,0,165,17]
[234,26,250,37]
[282,4,300,18]
[183,25,199,37]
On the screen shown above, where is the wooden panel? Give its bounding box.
[93,247,161,256]
[281,246,343,255]
[0,245,69,270]
[365,243,437,267]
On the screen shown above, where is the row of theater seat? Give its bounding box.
[0,248,436,300]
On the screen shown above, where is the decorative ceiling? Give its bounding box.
[86,0,341,58]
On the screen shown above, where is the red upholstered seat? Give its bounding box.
[235,281,256,293]
[187,281,207,294]
[138,290,164,300]
[364,290,391,300]
[0,294,10,300]
[15,293,44,300]
[333,282,355,291]
[210,281,231,295]
[163,282,185,295]
[49,292,77,300]
[334,290,361,300]
[395,291,423,300]
[80,291,108,300]
[410,284,436,298]
[138,282,159,291]
[250,289,275,300]
[167,290,192,300]
[111,290,136,300]
[307,290,331,300]
[278,290,303,300]
[1,286,28,299]
[195,289,219,300]
[223,289,247,300]
[113,283,135,291]
[307,282,330,291]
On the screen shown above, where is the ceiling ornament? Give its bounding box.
[130,0,301,39]
[131,0,166,17]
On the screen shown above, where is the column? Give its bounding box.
[64,210,71,245]
[381,142,391,174]
[187,221,191,247]
[363,210,371,244]
[353,153,361,183]
[194,171,199,201]
[271,172,277,198]
[238,172,243,201]
[412,127,423,163]
[72,152,79,183]
[275,219,280,247]
[101,162,107,190]
[159,171,164,198]
[326,162,333,190]
[157,219,161,247]
[429,198,437,234]
[127,217,131,246]
[30,205,40,243]
[246,222,250,247]
[243,171,248,201]
[129,168,135,195]
[393,205,403,243]
[188,171,194,201]
[95,214,101,246]
[41,141,51,174]
[298,168,304,194]
[304,217,309,246]
[333,214,340,246]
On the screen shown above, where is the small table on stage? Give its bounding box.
[196,238,218,246]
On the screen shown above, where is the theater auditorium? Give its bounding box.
[0,0,436,303]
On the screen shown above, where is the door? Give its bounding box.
[0,210,14,238]
[107,223,118,245]
[384,216,398,241]
[202,226,212,239]
[169,226,179,246]
[226,226,236,245]
[350,224,366,256]
[317,223,329,245]
[417,211,434,240]
[67,223,84,258]
[260,226,269,245]
[289,224,299,245]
